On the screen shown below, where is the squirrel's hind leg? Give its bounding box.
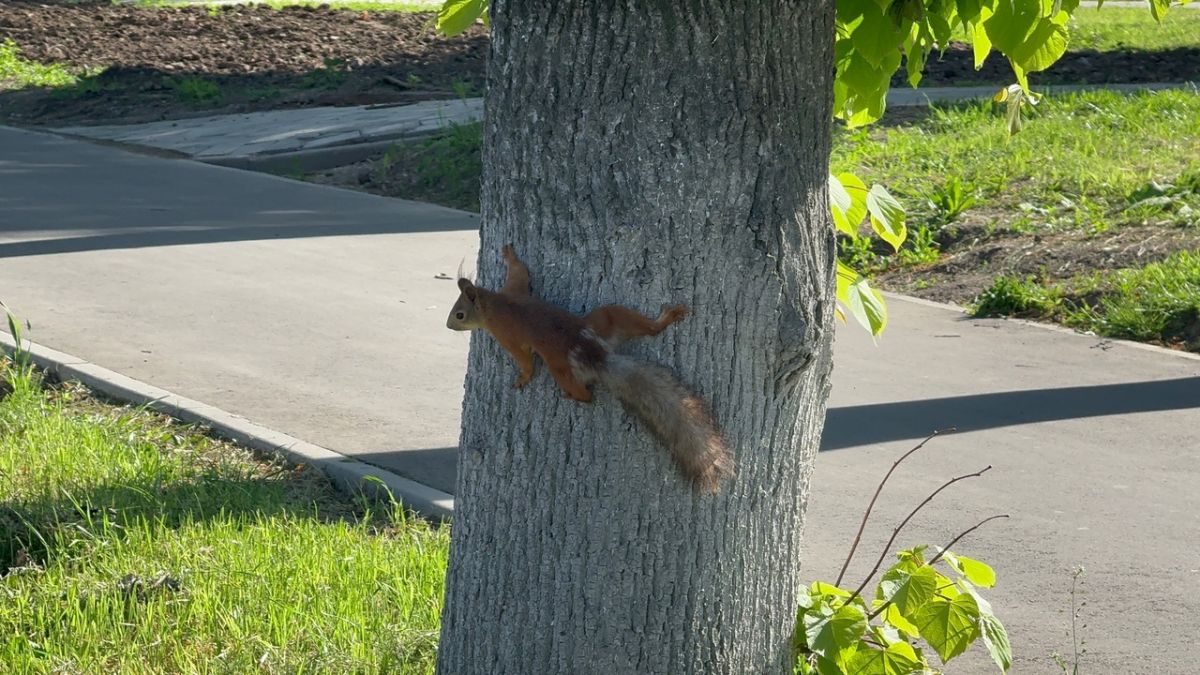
[584,304,689,347]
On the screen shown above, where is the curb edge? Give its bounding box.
[0,332,456,520]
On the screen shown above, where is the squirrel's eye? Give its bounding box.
[456,312,466,320]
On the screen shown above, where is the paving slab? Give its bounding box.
[2,125,1199,673]
[53,98,483,164]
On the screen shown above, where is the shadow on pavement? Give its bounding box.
[352,447,458,496]
[351,377,1200,495]
[821,376,1200,451]
[0,127,479,258]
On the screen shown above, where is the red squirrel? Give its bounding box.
[446,244,734,493]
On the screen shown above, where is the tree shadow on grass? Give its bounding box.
[0,465,374,572]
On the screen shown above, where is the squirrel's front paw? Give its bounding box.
[514,374,532,389]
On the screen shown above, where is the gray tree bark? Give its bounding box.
[437,1,837,673]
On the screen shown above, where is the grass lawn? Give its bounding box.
[0,360,449,673]
[1069,6,1200,52]
[973,250,1200,349]
[834,87,1200,349]
[833,88,1200,234]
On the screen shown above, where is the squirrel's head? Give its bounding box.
[446,278,483,331]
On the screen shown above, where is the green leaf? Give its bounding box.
[804,603,869,658]
[1150,0,1170,21]
[1007,13,1069,73]
[983,0,1041,56]
[815,654,848,675]
[904,28,928,88]
[878,564,938,616]
[956,0,984,23]
[980,611,1012,671]
[969,17,992,69]
[832,173,870,236]
[880,602,921,636]
[830,175,856,237]
[926,2,955,46]
[797,585,816,610]
[846,643,924,675]
[895,546,928,565]
[837,262,889,337]
[912,594,983,663]
[852,3,906,68]
[941,552,997,587]
[437,0,487,36]
[813,580,855,599]
[867,184,907,251]
[958,587,1012,672]
[834,50,896,128]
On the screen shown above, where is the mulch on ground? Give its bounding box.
[0,2,487,125]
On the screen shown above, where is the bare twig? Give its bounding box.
[927,514,1010,566]
[866,513,1009,620]
[834,428,956,586]
[843,464,993,608]
[381,75,412,90]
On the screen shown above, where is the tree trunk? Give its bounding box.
[438,1,836,673]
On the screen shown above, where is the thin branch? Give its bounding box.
[928,514,1010,566]
[867,513,1009,620]
[843,464,992,608]
[834,428,956,586]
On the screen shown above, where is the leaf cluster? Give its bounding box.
[796,546,1010,674]
[830,173,907,336]
[834,0,1188,128]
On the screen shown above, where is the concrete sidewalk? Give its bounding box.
[54,98,484,172]
[2,126,1199,673]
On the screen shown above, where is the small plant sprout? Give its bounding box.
[1052,566,1088,674]
[929,177,978,224]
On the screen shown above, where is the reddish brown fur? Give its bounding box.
[446,244,733,492]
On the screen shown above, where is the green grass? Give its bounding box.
[834,88,1200,235]
[372,121,483,211]
[971,275,1064,317]
[167,76,224,105]
[0,362,448,673]
[1065,249,1200,343]
[0,40,77,90]
[1069,7,1200,52]
[971,250,1200,348]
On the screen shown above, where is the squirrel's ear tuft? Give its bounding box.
[456,257,475,284]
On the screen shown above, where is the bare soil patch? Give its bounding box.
[876,217,1200,305]
[903,44,1200,88]
[0,1,487,125]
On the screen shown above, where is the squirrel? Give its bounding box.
[446,244,734,493]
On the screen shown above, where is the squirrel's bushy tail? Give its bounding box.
[596,354,734,493]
